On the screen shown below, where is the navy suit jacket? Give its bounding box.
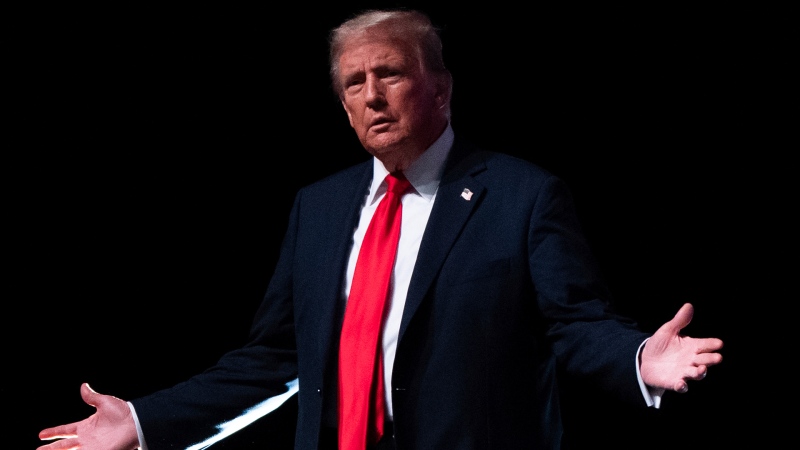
[132,136,651,449]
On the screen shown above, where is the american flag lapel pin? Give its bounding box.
[461,188,473,201]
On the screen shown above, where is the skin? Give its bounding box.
[37,26,723,450]
[337,30,451,173]
[640,303,723,393]
[38,383,138,450]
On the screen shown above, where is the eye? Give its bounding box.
[344,75,365,91]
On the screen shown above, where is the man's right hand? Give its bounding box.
[38,383,140,450]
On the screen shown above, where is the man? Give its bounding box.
[38,9,723,450]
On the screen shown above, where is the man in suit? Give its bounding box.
[38,9,723,450]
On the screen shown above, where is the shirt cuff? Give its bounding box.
[127,401,148,450]
[636,338,664,408]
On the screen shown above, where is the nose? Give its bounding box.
[364,75,387,108]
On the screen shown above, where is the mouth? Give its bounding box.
[368,117,393,131]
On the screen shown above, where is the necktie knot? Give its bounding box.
[386,172,411,195]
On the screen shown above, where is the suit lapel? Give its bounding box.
[313,163,373,372]
[398,139,487,342]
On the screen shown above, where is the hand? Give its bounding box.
[640,303,724,393]
[38,383,140,450]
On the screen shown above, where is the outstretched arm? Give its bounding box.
[640,303,724,393]
[38,383,140,450]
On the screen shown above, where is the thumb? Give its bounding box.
[666,302,694,334]
[80,382,101,407]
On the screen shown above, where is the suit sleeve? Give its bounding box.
[529,174,650,405]
[129,193,302,450]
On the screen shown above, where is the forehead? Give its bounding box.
[338,34,418,74]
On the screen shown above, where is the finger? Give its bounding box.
[686,365,708,381]
[693,352,723,367]
[695,337,724,353]
[36,438,79,450]
[39,423,78,440]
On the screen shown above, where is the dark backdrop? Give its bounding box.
[14,3,790,449]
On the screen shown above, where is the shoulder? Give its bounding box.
[448,136,560,188]
[287,159,373,214]
[298,159,372,194]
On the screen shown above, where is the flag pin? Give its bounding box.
[461,188,473,201]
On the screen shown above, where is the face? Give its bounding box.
[338,32,448,170]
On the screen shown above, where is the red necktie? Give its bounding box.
[338,172,411,450]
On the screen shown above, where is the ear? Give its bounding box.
[433,72,453,110]
[341,99,356,128]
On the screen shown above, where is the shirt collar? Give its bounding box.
[369,122,454,205]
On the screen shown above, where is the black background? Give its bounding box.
[13,2,791,449]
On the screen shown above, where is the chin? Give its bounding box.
[365,136,407,155]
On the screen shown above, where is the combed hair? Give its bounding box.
[328,9,450,98]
